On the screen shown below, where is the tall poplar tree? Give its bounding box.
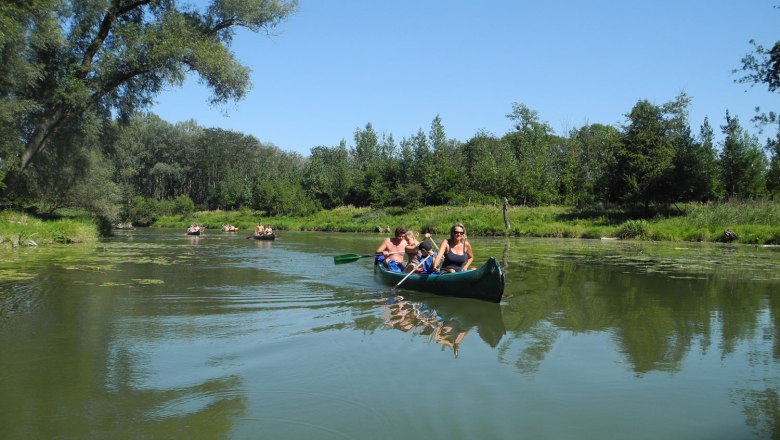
[504,103,558,205]
[719,111,767,198]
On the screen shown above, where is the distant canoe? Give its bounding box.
[223,227,240,232]
[115,224,135,230]
[253,233,275,241]
[374,257,505,303]
[186,230,201,236]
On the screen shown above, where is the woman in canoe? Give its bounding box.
[432,223,473,273]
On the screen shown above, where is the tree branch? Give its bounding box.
[210,18,239,35]
[79,0,154,79]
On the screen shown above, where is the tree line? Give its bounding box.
[1,1,778,224]
[18,93,780,224]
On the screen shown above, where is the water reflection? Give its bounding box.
[253,239,272,249]
[2,231,780,439]
[374,293,505,357]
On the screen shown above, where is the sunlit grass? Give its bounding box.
[7,200,780,247]
[148,201,780,245]
[0,211,98,247]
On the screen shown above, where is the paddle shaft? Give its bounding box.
[393,255,431,289]
[333,251,403,264]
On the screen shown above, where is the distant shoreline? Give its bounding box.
[3,201,780,248]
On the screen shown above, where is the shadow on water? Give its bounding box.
[372,290,505,357]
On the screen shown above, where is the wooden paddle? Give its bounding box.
[333,251,403,265]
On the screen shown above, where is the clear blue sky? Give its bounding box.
[152,0,779,155]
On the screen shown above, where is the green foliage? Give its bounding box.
[735,35,780,126]
[564,123,620,206]
[303,143,352,209]
[172,195,195,217]
[719,112,767,198]
[126,196,158,226]
[1,0,298,199]
[504,103,559,205]
[612,100,676,206]
[675,117,722,201]
[765,126,780,197]
[616,219,651,240]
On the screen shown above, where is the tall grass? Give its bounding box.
[680,200,780,227]
[0,211,98,247]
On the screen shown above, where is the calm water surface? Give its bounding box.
[1,229,779,439]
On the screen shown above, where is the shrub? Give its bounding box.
[616,219,650,240]
[172,195,195,216]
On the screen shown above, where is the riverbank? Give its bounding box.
[0,211,99,248]
[4,201,779,248]
[155,201,780,245]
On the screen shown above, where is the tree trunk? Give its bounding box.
[20,107,68,171]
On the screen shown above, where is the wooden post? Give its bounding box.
[502,197,510,230]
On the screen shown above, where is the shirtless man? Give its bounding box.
[376,226,408,272]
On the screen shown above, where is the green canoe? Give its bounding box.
[374,257,505,303]
[253,233,276,241]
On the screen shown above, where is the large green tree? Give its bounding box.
[611,100,676,206]
[0,0,297,195]
[504,103,559,205]
[303,142,354,209]
[427,115,462,204]
[564,123,620,206]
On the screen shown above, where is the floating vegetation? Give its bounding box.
[99,282,129,287]
[62,264,115,271]
[132,279,165,285]
[0,269,35,282]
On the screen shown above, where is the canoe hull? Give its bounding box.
[375,257,505,303]
[253,233,276,241]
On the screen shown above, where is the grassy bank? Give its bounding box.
[155,201,780,245]
[6,202,777,248]
[0,211,100,248]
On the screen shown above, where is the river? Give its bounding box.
[0,229,779,439]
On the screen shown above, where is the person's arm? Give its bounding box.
[376,239,390,255]
[432,240,448,269]
[463,242,474,270]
